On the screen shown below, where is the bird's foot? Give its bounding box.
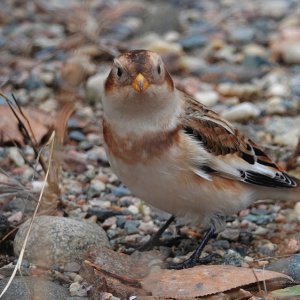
[168,253,219,270]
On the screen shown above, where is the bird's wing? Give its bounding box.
[182,93,297,188]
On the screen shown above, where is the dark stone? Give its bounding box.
[212,239,230,250]
[111,186,132,197]
[265,254,300,281]
[87,208,123,221]
[68,131,86,142]
[239,231,253,244]
[124,220,140,234]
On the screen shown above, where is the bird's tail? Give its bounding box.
[256,176,300,203]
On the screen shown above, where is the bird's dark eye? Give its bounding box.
[157,64,161,75]
[117,67,123,77]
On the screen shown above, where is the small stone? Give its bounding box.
[220,228,240,242]
[124,220,140,234]
[212,239,230,250]
[282,43,300,64]
[258,242,276,256]
[64,262,81,273]
[69,130,86,142]
[265,97,287,115]
[266,254,300,280]
[111,186,131,197]
[127,204,139,215]
[253,226,269,235]
[86,147,109,163]
[69,282,88,297]
[40,72,55,86]
[229,26,255,44]
[222,102,260,122]
[30,87,52,101]
[102,216,116,228]
[89,179,106,195]
[239,231,253,244]
[178,34,208,50]
[223,249,242,267]
[24,74,44,91]
[294,202,300,216]
[194,90,219,107]
[8,147,25,167]
[88,208,122,221]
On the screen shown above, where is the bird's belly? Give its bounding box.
[106,151,253,226]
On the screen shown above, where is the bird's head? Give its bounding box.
[103,50,176,121]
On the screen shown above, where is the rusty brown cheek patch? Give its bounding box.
[103,120,181,164]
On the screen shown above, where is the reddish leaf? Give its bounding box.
[142,265,293,298]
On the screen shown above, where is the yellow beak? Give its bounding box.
[131,73,149,93]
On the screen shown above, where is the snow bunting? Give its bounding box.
[102,50,299,268]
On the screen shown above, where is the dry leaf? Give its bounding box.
[142,265,293,298]
[0,105,54,145]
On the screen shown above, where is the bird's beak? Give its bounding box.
[131,73,149,93]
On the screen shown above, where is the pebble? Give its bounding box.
[8,147,25,167]
[88,208,122,221]
[14,216,110,267]
[257,241,276,256]
[69,130,86,142]
[221,102,260,122]
[229,26,255,44]
[64,262,81,273]
[127,204,139,215]
[253,226,269,236]
[193,90,219,107]
[30,87,52,101]
[218,83,261,100]
[178,34,208,50]
[219,228,240,242]
[223,249,242,267]
[89,179,106,195]
[124,220,140,234]
[212,239,230,250]
[69,282,88,297]
[294,202,300,216]
[266,254,300,281]
[111,186,132,197]
[282,43,300,64]
[0,277,69,300]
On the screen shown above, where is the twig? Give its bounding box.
[84,260,142,288]
[0,92,48,173]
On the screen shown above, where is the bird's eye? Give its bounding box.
[117,67,123,77]
[157,64,161,75]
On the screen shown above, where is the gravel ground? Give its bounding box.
[0,0,299,299]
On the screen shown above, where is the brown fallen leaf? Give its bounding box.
[142,265,293,298]
[0,105,54,145]
[82,247,293,299]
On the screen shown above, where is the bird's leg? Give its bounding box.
[168,226,216,269]
[138,215,176,251]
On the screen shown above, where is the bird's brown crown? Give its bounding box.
[104,50,174,94]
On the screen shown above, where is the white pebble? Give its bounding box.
[127,204,139,215]
[69,282,87,297]
[194,90,219,107]
[8,147,25,167]
[221,102,260,122]
[294,202,300,217]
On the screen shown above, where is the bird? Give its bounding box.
[101,49,299,269]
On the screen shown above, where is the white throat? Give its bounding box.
[103,88,182,136]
